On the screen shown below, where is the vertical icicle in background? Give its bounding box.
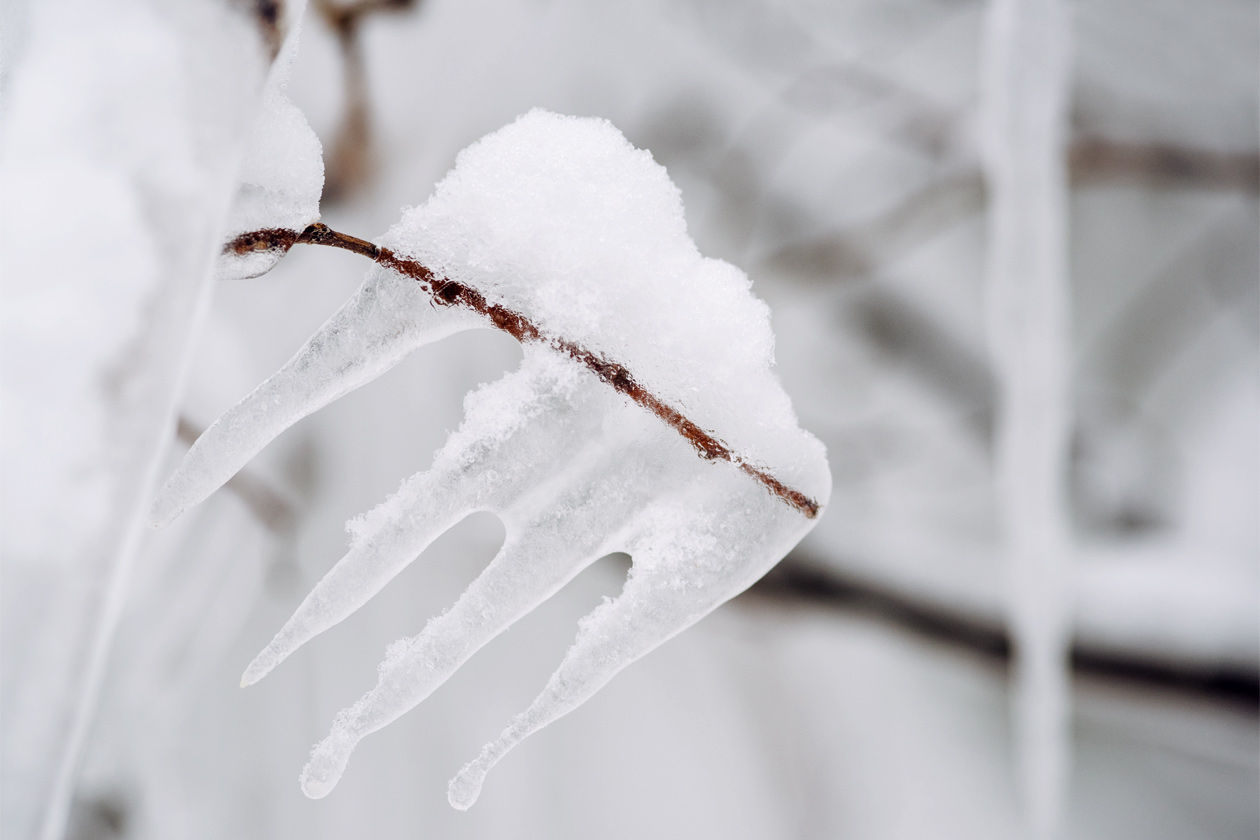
[979,0,1074,837]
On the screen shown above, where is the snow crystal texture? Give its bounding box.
[152,109,830,807]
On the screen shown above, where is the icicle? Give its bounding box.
[979,0,1074,837]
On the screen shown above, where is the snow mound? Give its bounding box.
[391,110,809,475]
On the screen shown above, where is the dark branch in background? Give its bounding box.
[1071,138,1260,193]
[315,0,418,203]
[224,224,822,519]
[745,557,1260,709]
[251,0,285,59]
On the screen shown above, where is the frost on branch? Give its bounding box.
[150,110,830,807]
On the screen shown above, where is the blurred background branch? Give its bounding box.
[314,0,419,202]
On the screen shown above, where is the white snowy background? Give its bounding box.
[1,0,1256,838]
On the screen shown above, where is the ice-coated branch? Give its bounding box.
[980,0,1073,837]
[164,112,831,808]
[222,222,822,519]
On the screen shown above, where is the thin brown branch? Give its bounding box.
[225,227,301,255]
[222,223,822,518]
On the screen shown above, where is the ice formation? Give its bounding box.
[151,110,830,807]
[980,0,1073,837]
[213,83,325,281]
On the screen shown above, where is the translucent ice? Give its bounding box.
[150,110,830,806]
[214,58,324,281]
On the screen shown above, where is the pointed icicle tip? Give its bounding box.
[147,470,195,528]
[147,494,181,529]
[301,731,355,799]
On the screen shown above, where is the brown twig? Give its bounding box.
[223,223,822,519]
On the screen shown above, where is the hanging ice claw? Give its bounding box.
[152,109,830,806]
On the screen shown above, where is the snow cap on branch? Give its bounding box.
[388,109,824,492]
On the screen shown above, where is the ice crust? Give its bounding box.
[151,109,830,807]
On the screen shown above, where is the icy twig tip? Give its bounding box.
[146,492,182,530]
[240,649,278,687]
[447,765,486,811]
[300,731,355,799]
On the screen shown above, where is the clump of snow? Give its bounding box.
[215,36,324,281]
[392,110,814,480]
[151,110,830,807]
